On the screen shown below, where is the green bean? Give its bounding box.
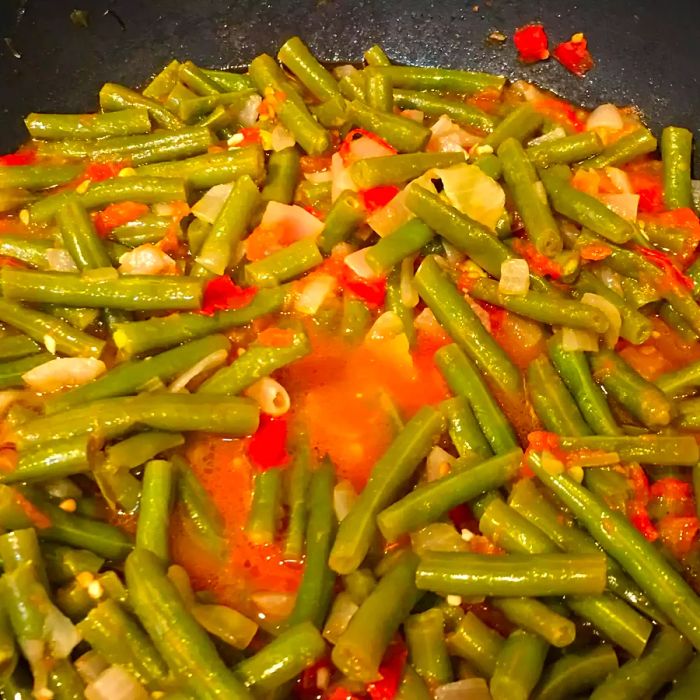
[0,606,17,682]
[656,357,700,396]
[332,551,420,682]
[26,107,152,140]
[393,89,496,132]
[283,438,311,559]
[136,146,264,189]
[528,450,700,650]
[493,597,575,647]
[142,59,180,99]
[329,406,443,574]
[662,126,694,209]
[178,61,223,96]
[278,36,341,101]
[435,344,519,453]
[343,569,376,605]
[396,664,432,700]
[385,264,417,346]
[667,654,700,700]
[446,611,505,678]
[3,435,93,484]
[584,127,658,168]
[99,82,184,130]
[56,194,111,271]
[485,104,543,149]
[244,239,322,287]
[498,137,562,255]
[178,89,258,123]
[235,621,325,692]
[590,627,693,700]
[136,460,174,561]
[340,296,372,341]
[261,147,301,205]
[589,348,672,428]
[417,258,522,397]
[473,152,503,179]
[364,44,391,66]
[490,630,548,700]
[112,285,288,357]
[372,65,505,94]
[442,396,493,459]
[201,68,254,93]
[0,299,104,358]
[195,175,260,275]
[0,164,82,191]
[190,602,258,650]
[317,190,365,254]
[365,219,434,276]
[0,236,52,268]
[42,543,104,585]
[125,548,251,699]
[0,528,48,591]
[405,608,452,686]
[350,152,463,190]
[322,590,359,644]
[0,352,54,389]
[674,397,700,429]
[249,54,330,155]
[347,100,430,153]
[533,645,619,700]
[338,72,366,101]
[377,450,521,542]
[526,130,604,167]
[246,469,282,544]
[479,497,556,554]
[540,166,635,243]
[287,460,336,627]
[364,66,393,112]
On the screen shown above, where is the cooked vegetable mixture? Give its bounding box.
[0,35,700,700]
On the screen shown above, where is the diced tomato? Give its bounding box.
[93,201,149,237]
[650,478,693,501]
[634,245,694,292]
[467,87,503,115]
[628,501,659,542]
[82,161,125,182]
[571,168,600,195]
[360,185,400,213]
[199,276,257,315]
[552,33,594,77]
[0,257,26,269]
[513,24,550,63]
[475,300,506,335]
[236,127,262,146]
[527,430,561,453]
[448,503,480,533]
[579,243,612,261]
[296,658,333,700]
[256,327,296,348]
[658,516,700,558]
[532,96,586,133]
[0,149,36,166]
[366,642,407,700]
[14,491,51,529]
[627,170,664,213]
[340,267,387,307]
[248,415,290,469]
[512,238,563,279]
[645,208,700,239]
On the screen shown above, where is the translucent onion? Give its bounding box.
[168,349,229,393]
[692,180,700,210]
[442,240,465,266]
[271,124,296,151]
[85,666,149,700]
[411,523,470,556]
[259,201,324,240]
[401,109,425,123]
[152,202,177,217]
[499,259,530,295]
[368,311,404,341]
[294,273,337,315]
[46,248,78,272]
[44,604,81,658]
[595,265,624,296]
[598,193,639,221]
[344,134,395,164]
[561,326,599,352]
[428,115,480,153]
[605,166,633,194]
[75,651,109,684]
[344,247,378,280]
[331,152,357,201]
[244,377,291,417]
[414,307,447,336]
[238,94,262,128]
[400,255,419,308]
[527,126,567,147]
[304,169,333,183]
[466,297,491,332]
[333,64,358,79]
[251,591,296,618]
[23,357,106,393]
[586,103,624,131]
[119,244,177,275]
[435,678,493,700]
[333,479,357,521]
[426,446,456,481]
[192,183,234,224]
[367,187,414,237]
[581,292,622,347]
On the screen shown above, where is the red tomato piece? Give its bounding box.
[200,276,257,315]
[256,327,296,348]
[0,150,36,166]
[552,34,594,77]
[650,478,693,501]
[628,501,659,542]
[93,201,149,237]
[236,127,262,146]
[338,128,396,166]
[512,238,563,279]
[360,185,400,213]
[248,415,290,470]
[579,243,613,261]
[628,171,664,214]
[658,516,700,558]
[513,24,550,63]
[634,245,694,292]
[83,162,125,182]
[340,267,387,307]
[366,642,407,700]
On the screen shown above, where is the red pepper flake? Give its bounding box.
[512,238,563,279]
[200,276,257,315]
[513,23,550,63]
[366,641,407,700]
[553,33,594,77]
[93,201,150,237]
[634,245,694,292]
[0,149,36,166]
[579,243,612,261]
[248,415,290,470]
[360,185,400,213]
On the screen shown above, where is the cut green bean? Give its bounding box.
[393,89,497,132]
[278,36,341,101]
[447,611,505,678]
[662,126,694,210]
[244,239,322,287]
[317,190,365,254]
[136,460,174,561]
[100,82,184,129]
[490,630,548,700]
[347,100,430,153]
[584,127,658,169]
[246,469,282,544]
[261,147,301,205]
[485,104,543,149]
[404,608,452,686]
[0,164,82,190]
[373,66,505,94]
[526,130,604,167]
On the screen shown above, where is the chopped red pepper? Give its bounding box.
[0,149,36,166]
[295,658,333,700]
[200,276,258,315]
[658,516,700,558]
[0,257,27,269]
[360,185,400,213]
[512,238,563,279]
[474,300,506,335]
[248,415,290,469]
[634,245,694,292]
[93,201,150,237]
[340,267,387,307]
[82,161,125,182]
[366,642,407,700]
[448,503,480,533]
[628,170,665,214]
[646,208,700,238]
[236,127,262,147]
[513,24,550,63]
[553,33,594,77]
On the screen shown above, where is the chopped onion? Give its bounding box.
[561,326,599,352]
[510,79,542,102]
[466,296,492,332]
[271,124,296,151]
[0,390,31,417]
[367,186,414,237]
[322,593,358,644]
[414,307,444,336]
[499,259,530,295]
[400,255,419,308]
[411,523,469,556]
[44,603,81,658]
[598,193,639,221]
[44,477,82,500]
[586,103,623,131]
[428,115,480,153]
[344,134,395,165]
[333,64,357,79]
[85,666,149,700]
[119,244,177,275]
[426,446,456,481]
[304,169,333,183]
[331,152,357,201]
[401,109,424,123]
[75,651,109,684]
[251,591,296,618]
[344,247,379,281]
[368,311,404,340]
[46,248,78,272]
[192,183,234,224]
[442,240,465,266]
[294,273,337,315]
[152,202,177,217]
[23,357,106,393]
[595,265,624,296]
[581,292,622,347]
[527,126,566,147]
[259,201,324,240]
[168,349,228,393]
[435,678,492,700]
[604,166,633,194]
[435,163,505,231]
[237,94,262,128]
[334,479,357,521]
[244,377,290,417]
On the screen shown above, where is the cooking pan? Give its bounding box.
[1,0,699,161]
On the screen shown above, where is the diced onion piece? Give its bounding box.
[271,124,296,151]
[596,265,624,296]
[401,109,424,123]
[119,244,177,275]
[586,104,623,131]
[367,186,414,237]
[345,136,395,164]
[435,163,505,231]
[44,603,81,658]
[168,349,228,393]
[85,666,149,700]
[322,593,358,644]
[304,169,333,183]
[23,357,106,393]
[334,64,357,79]
[410,523,470,556]
[499,259,530,295]
[581,292,622,347]
[426,446,456,481]
[238,94,262,128]
[466,296,492,332]
[527,126,567,147]
[428,115,480,153]
[244,377,290,417]
[446,595,462,606]
[414,307,446,336]
[294,273,337,315]
[344,247,379,281]
[192,183,234,224]
[605,167,633,194]
[368,311,404,340]
[152,202,177,217]
[400,255,419,308]
[333,479,357,521]
[442,240,465,266]
[561,326,599,352]
[598,193,639,221]
[435,678,492,700]
[46,248,78,272]
[331,153,357,202]
[251,591,295,618]
[75,651,109,684]
[259,201,324,240]
[511,79,543,102]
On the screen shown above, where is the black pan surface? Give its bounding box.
[1,0,699,160]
